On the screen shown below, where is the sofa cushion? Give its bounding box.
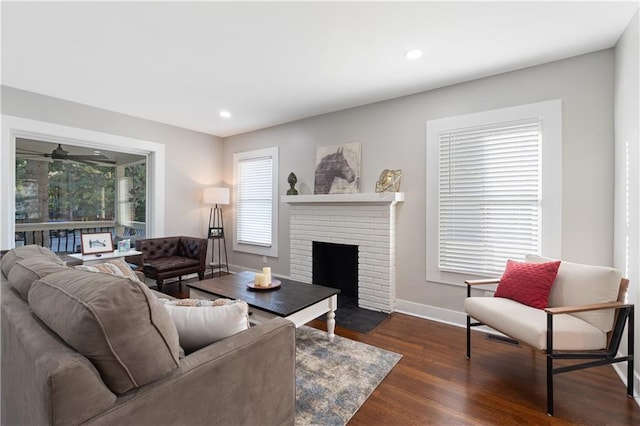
[28,269,180,394]
[2,284,118,426]
[158,298,250,353]
[494,259,561,309]
[1,245,63,278]
[75,258,141,282]
[7,256,69,300]
[465,296,606,350]
[146,255,199,273]
[525,255,621,332]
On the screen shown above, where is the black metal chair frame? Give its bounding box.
[466,281,634,416]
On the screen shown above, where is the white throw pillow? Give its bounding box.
[158,298,250,353]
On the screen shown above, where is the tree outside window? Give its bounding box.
[16,159,116,222]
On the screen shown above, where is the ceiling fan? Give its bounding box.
[16,144,117,165]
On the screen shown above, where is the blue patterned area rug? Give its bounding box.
[295,326,402,425]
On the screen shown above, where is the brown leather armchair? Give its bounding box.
[135,236,207,287]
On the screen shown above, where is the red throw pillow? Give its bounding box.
[494,259,561,309]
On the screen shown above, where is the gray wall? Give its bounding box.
[0,48,625,325]
[613,10,639,391]
[223,49,616,320]
[1,86,224,239]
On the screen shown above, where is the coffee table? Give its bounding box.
[187,271,340,340]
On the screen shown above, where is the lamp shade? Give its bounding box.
[203,187,229,205]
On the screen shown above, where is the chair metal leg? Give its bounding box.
[466,284,472,359]
[546,312,554,416]
[547,356,554,416]
[628,306,635,397]
[466,315,471,359]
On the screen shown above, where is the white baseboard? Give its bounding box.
[612,353,640,403]
[395,299,467,328]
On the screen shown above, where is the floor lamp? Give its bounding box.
[203,187,230,277]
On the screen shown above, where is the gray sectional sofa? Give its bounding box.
[1,245,296,426]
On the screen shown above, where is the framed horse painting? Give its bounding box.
[314,141,361,194]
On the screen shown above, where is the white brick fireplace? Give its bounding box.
[282,192,404,312]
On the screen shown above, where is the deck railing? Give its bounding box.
[15,220,146,253]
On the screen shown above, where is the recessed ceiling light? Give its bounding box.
[220,110,232,119]
[404,49,423,60]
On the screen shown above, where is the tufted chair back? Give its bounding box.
[178,239,201,259]
[138,237,180,260]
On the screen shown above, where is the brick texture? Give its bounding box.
[289,203,397,312]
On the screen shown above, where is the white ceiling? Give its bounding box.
[2,1,638,138]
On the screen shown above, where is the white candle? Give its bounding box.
[254,273,265,286]
[262,267,272,285]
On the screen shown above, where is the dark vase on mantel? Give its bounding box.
[287,172,298,195]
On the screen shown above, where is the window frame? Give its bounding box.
[232,146,279,257]
[425,100,562,285]
[1,115,164,249]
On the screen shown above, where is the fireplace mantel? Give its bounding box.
[281,192,404,204]
[285,191,403,313]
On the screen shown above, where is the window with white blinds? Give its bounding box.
[426,100,562,284]
[233,147,278,257]
[237,156,272,246]
[438,119,541,276]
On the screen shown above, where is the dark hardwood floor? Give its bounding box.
[309,314,640,425]
[152,279,193,299]
[160,280,640,425]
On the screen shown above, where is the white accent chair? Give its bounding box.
[464,255,634,416]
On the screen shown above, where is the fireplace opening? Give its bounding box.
[312,241,358,308]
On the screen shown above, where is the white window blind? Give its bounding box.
[237,156,273,247]
[438,118,542,276]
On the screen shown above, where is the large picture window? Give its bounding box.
[233,147,279,257]
[1,115,165,250]
[426,100,562,283]
[14,139,148,252]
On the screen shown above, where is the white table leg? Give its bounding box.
[326,295,336,340]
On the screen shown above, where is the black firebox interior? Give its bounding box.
[312,241,389,333]
[312,241,358,308]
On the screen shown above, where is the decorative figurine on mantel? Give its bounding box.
[375,169,403,193]
[287,172,299,195]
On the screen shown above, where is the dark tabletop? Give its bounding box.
[187,271,340,317]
